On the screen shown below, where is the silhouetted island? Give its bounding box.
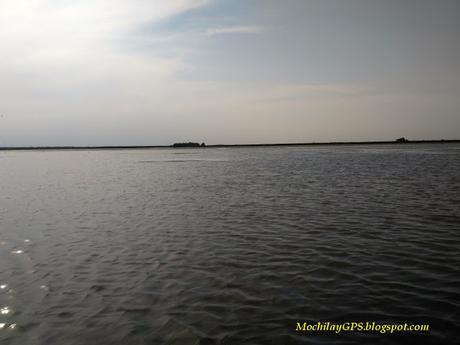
[172,142,206,148]
[396,137,409,143]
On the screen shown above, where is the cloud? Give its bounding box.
[205,25,266,36]
[0,1,209,109]
[0,0,209,70]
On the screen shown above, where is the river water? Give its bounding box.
[0,144,459,344]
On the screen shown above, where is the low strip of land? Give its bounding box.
[0,139,459,151]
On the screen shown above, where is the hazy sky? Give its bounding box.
[1,0,459,146]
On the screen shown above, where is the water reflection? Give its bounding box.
[0,323,16,330]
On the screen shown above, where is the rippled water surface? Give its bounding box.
[1,144,459,344]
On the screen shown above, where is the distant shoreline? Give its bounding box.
[1,139,459,151]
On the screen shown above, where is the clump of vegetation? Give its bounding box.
[172,142,206,147]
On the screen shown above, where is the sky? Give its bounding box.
[0,0,459,146]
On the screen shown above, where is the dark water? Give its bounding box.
[1,144,459,344]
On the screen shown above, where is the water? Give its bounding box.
[0,144,459,344]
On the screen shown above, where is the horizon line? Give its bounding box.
[1,139,459,151]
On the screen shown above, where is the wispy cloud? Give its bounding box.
[206,25,267,36]
[0,0,210,68]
